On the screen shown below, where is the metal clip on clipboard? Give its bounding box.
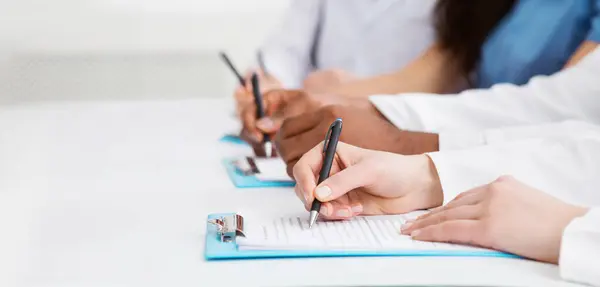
[232,157,260,176]
[207,214,246,242]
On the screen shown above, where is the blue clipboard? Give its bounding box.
[222,159,295,188]
[204,213,517,260]
[219,134,248,146]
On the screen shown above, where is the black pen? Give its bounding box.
[257,50,270,77]
[219,51,245,86]
[309,118,343,228]
[251,73,272,158]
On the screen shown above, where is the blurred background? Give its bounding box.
[0,0,290,104]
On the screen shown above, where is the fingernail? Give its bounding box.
[405,219,415,224]
[315,186,332,200]
[401,223,413,231]
[336,209,351,218]
[257,118,274,130]
[410,230,421,238]
[351,204,363,213]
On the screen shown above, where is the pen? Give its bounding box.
[257,50,270,77]
[219,51,245,86]
[309,118,343,228]
[251,73,273,158]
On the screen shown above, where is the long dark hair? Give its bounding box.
[434,0,517,77]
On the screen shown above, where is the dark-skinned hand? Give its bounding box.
[276,104,440,176]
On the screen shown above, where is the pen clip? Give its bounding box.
[322,122,335,155]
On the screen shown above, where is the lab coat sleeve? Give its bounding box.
[439,120,600,151]
[369,47,600,133]
[427,134,600,206]
[258,0,322,89]
[560,208,600,286]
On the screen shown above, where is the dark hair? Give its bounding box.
[434,0,517,77]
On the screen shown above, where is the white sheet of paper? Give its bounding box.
[237,212,492,252]
[254,158,293,182]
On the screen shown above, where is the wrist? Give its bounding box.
[416,154,444,209]
[389,129,440,155]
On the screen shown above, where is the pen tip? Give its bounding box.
[308,211,318,229]
[264,142,273,158]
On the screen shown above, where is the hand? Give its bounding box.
[276,104,439,175]
[234,69,282,117]
[239,90,353,144]
[303,69,357,93]
[402,176,589,264]
[292,142,443,220]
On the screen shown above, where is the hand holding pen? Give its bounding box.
[308,118,343,228]
[250,73,274,158]
[292,133,443,225]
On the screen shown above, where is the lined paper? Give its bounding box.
[237,212,491,252]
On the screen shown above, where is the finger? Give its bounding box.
[239,128,261,145]
[292,142,326,207]
[313,163,377,203]
[256,117,283,134]
[318,202,354,221]
[410,220,487,247]
[415,191,484,222]
[241,103,262,143]
[401,205,482,235]
[417,186,485,222]
[453,184,489,201]
[278,111,323,139]
[294,185,309,210]
[277,120,325,170]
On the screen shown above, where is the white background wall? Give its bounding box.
[0,0,291,104]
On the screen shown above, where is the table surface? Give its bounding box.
[0,98,583,287]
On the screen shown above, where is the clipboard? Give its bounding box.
[222,158,295,188]
[204,213,518,260]
[219,134,248,146]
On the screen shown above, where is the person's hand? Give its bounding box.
[292,142,443,220]
[240,90,355,145]
[402,176,589,264]
[234,69,282,117]
[276,104,439,175]
[303,69,357,93]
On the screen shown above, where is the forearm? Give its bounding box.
[371,47,600,133]
[325,45,462,98]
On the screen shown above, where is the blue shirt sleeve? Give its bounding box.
[587,0,600,42]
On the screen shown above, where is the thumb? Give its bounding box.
[313,163,375,202]
[256,116,283,133]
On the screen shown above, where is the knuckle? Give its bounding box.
[488,181,505,196]
[321,105,342,117]
[495,175,515,183]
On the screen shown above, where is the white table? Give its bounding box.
[0,99,583,287]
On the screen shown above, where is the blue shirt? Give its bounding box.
[477,0,600,88]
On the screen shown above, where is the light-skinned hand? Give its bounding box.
[277,104,439,175]
[292,142,443,220]
[234,69,282,118]
[402,176,589,264]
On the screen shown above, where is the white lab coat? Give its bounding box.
[259,0,436,88]
[369,47,600,286]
